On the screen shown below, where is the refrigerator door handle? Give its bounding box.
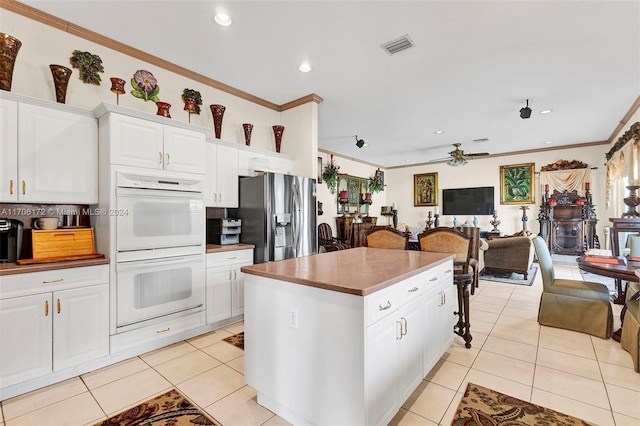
[292,180,301,257]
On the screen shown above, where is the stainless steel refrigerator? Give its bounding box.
[238,172,317,263]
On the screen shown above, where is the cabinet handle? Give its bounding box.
[379,301,392,311]
[43,278,64,284]
[218,193,222,202]
[57,298,61,314]
[396,320,402,340]
[227,256,237,260]
[156,327,170,334]
[429,277,437,282]
[22,180,25,195]
[166,153,170,165]
[440,291,444,306]
[45,300,49,316]
[233,270,237,280]
[443,291,446,305]
[445,269,452,273]
[401,317,407,336]
[227,271,232,280]
[9,179,13,195]
[408,286,419,293]
[159,152,163,164]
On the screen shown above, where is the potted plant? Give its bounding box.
[322,154,340,194]
[69,50,104,85]
[182,88,203,114]
[367,168,384,193]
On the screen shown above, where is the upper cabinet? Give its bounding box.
[95,103,206,174]
[0,94,98,204]
[205,140,239,208]
[238,145,295,177]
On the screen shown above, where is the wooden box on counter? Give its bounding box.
[31,228,96,260]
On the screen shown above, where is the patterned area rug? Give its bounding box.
[223,332,244,350]
[480,266,538,286]
[93,389,220,425]
[579,270,618,299]
[452,382,591,425]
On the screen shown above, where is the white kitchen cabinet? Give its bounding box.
[205,141,239,207]
[238,148,268,177]
[423,278,455,374]
[266,153,294,175]
[0,96,98,203]
[96,105,206,174]
[205,249,252,324]
[0,265,109,390]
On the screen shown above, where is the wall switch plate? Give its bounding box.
[289,308,299,329]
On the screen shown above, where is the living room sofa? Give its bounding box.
[483,232,535,279]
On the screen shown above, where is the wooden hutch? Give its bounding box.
[538,188,597,255]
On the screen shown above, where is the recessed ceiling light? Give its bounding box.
[434,130,444,134]
[298,63,312,73]
[539,109,553,114]
[214,13,232,26]
[545,140,554,144]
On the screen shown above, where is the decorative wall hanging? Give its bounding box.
[49,64,72,103]
[0,33,22,91]
[109,77,125,105]
[500,163,535,204]
[210,104,225,139]
[156,101,171,118]
[242,123,253,146]
[414,172,438,206]
[368,168,385,193]
[130,69,159,102]
[272,125,285,153]
[540,159,588,171]
[69,50,103,85]
[322,154,340,194]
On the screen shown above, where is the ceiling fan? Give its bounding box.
[430,143,490,167]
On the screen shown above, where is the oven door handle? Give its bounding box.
[116,255,201,271]
[116,187,202,198]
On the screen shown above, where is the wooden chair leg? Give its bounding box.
[461,282,472,348]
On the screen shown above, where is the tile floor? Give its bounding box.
[1,263,639,426]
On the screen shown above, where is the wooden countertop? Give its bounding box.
[0,257,110,276]
[206,243,255,253]
[241,247,454,296]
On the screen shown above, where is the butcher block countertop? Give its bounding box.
[206,243,255,253]
[0,257,109,276]
[241,247,454,296]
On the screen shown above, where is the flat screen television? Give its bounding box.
[442,186,495,216]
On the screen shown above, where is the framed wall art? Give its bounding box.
[317,157,323,183]
[414,172,438,206]
[500,163,535,204]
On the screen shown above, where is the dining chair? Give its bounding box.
[364,226,409,250]
[418,227,473,348]
[532,236,613,339]
[453,226,482,294]
[318,223,350,252]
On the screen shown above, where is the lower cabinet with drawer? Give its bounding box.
[205,249,253,324]
[0,265,109,394]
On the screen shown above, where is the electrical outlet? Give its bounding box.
[289,308,299,329]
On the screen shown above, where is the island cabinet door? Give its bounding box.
[397,295,426,403]
[423,278,455,375]
[365,312,400,425]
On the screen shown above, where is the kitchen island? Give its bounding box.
[241,247,455,426]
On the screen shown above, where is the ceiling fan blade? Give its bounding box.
[428,156,453,162]
[465,152,490,157]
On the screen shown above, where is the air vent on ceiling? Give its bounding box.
[381,35,415,55]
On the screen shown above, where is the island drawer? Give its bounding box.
[364,284,398,326]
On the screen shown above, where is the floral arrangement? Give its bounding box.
[367,168,384,193]
[182,88,202,114]
[131,70,160,102]
[322,154,340,194]
[69,50,104,85]
[540,159,588,171]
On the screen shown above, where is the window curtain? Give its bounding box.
[539,168,591,201]
[605,122,640,215]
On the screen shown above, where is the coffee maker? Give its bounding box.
[0,218,23,263]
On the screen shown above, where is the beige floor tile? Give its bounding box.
[613,411,640,425]
[187,328,234,349]
[402,381,456,424]
[538,327,596,359]
[469,319,495,334]
[437,391,464,426]
[261,414,292,426]
[177,364,246,408]
[81,357,149,390]
[440,342,480,367]
[605,383,640,419]
[536,347,601,380]
[4,392,104,426]
[530,388,615,426]
[140,341,197,366]
[465,331,488,348]
[424,359,469,391]
[469,300,504,314]
[495,314,540,332]
[222,321,244,335]
[457,369,532,401]
[202,340,244,363]
[475,287,513,300]
[594,342,636,369]
[2,377,87,420]
[472,295,508,307]
[471,350,534,385]
[504,299,540,312]
[90,368,171,415]
[499,306,538,319]
[153,350,221,384]
[489,323,540,346]
[598,362,640,391]
[389,408,437,425]
[482,335,537,364]
[470,309,499,324]
[226,355,245,375]
[533,365,609,409]
[204,385,274,426]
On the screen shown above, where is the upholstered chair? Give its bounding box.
[620,281,640,371]
[484,235,535,279]
[318,223,350,252]
[532,236,613,339]
[364,226,409,250]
